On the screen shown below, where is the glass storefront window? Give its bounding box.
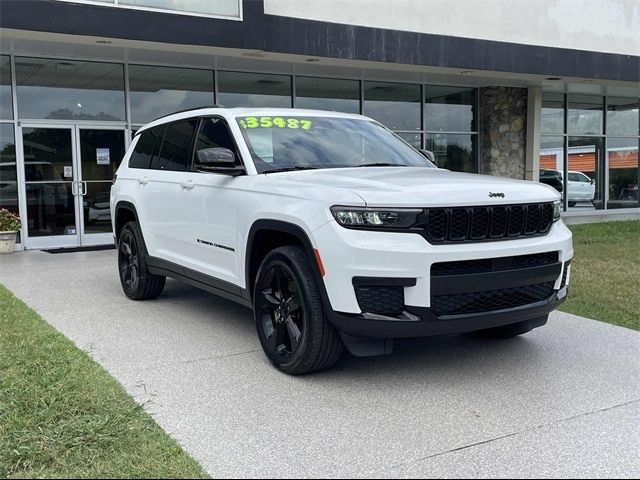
[538,136,565,204]
[568,94,603,136]
[218,71,291,108]
[425,86,476,132]
[541,92,564,134]
[607,97,639,136]
[0,124,18,215]
[295,77,359,114]
[568,137,604,210]
[0,56,13,120]
[395,132,422,149]
[607,137,639,209]
[119,0,240,17]
[16,57,125,121]
[425,133,476,172]
[129,65,214,124]
[363,81,421,131]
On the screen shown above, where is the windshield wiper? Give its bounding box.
[357,163,405,167]
[263,166,319,174]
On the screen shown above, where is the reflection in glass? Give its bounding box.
[119,0,240,17]
[79,129,126,181]
[0,56,13,119]
[425,86,476,132]
[129,65,214,124]
[607,97,639,136]
[0,124,18,215]
[425,133,477,172]
[395,132,422,149]
[541,92,564,134]
[567,137,604,210]
[218,71,291,108]
[295,77,359,114]
[568,94,603,135]
[538,136,565,204]
[15,57,125,120]
[22,128,76,237]
[607,137,639,209]
[83,182,114,234]
[363,81,421,131]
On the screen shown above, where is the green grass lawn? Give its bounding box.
[560,220,640,331]
[0,285,209,479]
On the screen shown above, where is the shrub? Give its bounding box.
[0,208,21,232]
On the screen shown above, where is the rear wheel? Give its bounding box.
[118,221,166,300]
[473,316,548,339]
[254,246,343,375]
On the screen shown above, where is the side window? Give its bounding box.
[155,119,198,171]
[568,172,579,182]
[129,126,163,169]
[195,117,241,166]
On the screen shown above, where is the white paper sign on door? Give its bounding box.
[63,166,73,178]
[96,148,111,165]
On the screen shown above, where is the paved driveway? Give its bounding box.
[1,250,639,478]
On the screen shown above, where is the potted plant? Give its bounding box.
[0,208,21,254]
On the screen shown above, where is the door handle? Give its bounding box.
[138,176,149,185]
[82,181,88,196]
[71,181,79,196]
[180,179,195,190]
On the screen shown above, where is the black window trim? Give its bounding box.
[129,124,165,170]
[190,115,246,174]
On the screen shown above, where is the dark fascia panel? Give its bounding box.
[1,0,638,83]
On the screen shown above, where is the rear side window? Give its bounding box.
[154,119,198,171]
[129,126,163,169]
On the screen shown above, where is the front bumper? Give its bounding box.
[312,219,573,338]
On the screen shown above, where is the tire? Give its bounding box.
[473,316,548,339]
[253,246,344,375]
[568,201,577,207]
[117,221,166,300]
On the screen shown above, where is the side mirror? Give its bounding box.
[590,178,596,185]
[195,148,245,175]
[419,149,436,164]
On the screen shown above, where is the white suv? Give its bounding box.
[111,107,573,374]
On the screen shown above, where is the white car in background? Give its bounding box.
[566,171,596,207]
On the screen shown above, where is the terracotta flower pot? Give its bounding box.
[0,231,18,254]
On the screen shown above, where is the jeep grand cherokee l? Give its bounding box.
[111,108,573,374]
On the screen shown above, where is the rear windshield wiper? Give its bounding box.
[263,166,319,174]
[357,163,405,167]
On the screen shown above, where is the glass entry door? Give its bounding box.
[20,125,126,249]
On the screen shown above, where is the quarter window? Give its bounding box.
[129,126,163,169]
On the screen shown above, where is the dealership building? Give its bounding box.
[0,0,638,250]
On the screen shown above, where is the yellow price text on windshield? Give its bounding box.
[238,117,313,130]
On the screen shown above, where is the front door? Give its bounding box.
[20,125,126,249]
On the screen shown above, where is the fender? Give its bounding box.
[114,201,139,240]
[245,219,330,305]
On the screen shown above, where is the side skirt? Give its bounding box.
[146,256,252,309]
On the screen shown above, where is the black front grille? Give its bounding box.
[431,252,559,277]
[431,282,555,317]
[425,203,554,244]
[355,286,404,316]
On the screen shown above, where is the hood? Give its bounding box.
[264,167,560,207]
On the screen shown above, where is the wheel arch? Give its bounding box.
[114,201,139,241]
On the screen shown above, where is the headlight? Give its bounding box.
[553,200,562,222]
[331,206,421,229]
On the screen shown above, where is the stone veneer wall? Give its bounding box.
[479,86,528,179]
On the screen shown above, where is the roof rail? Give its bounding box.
[150,105,225,122]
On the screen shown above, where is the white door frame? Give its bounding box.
[18,123,127,249]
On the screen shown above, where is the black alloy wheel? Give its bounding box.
[118,230,140,292]
[257,263,305,360]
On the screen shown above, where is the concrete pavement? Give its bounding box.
[1,250,639,478]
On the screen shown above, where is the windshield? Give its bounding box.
[235,115,434,173]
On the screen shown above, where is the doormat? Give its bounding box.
[44,245,116,254]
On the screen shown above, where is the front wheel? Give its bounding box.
[253,246,343,375]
